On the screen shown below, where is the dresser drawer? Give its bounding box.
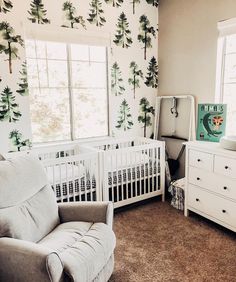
[214,155,236,179]
[189,149,213,171]
[188,167,236,200]
[188,185,236,228]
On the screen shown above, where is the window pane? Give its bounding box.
[25,40,36,58]
[224,53,236,83]
[71,62,106,88]
[70,44,89,61]
[223,84,236,135]
[90,46,106,62]
[48,60,68,87]
[73,89,108,139]
[27,58,39,87]
[226,34,236,54]
[30,88,71,143]
[36,41,47,59]
[47,42,67,60]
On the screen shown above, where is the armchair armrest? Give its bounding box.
[58,201,114,228]
[0,238,64,282]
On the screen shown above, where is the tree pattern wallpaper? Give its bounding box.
[0,0,158,153]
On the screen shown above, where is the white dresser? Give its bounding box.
[185,141,236,232]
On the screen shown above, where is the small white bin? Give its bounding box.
[168,178,185,211]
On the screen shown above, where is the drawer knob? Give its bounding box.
[197,159,201,162]
[225,166,229,170]
[197,177,200,181]
[196,198,200,202]
[222,209,226,213]
[223,186,227,190]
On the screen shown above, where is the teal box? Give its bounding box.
[196,104,227,142]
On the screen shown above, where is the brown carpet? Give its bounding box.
[109,199,236,282]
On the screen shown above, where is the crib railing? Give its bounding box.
[42,151,101,203]
[81,137,165,208]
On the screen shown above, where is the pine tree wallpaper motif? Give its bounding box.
[116,99,133,131]
[111,62,125,96]
[28,0,50,24]
[138,97,155,137]
[87,0,106,27]
[113,12,133,48]
[62,1,86,29]
[146,0,158,7]
[0,86,21,122]
[145,56,158,88]
[0,0,13,13]
[0,0,158,153]
[128,61,143,99]
[0,22,24,74]
[131,0,140,15]
[9,129,31,152]
[16,62,29,96]
[104,0,123,8]
[138,15,156,60]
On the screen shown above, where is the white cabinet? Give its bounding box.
[185,141,236,232]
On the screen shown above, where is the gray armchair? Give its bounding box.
[0,155,116,282]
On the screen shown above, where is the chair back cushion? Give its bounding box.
[0,154,59,242]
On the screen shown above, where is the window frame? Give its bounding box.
[215,18,236,135]
[26,40,110,145]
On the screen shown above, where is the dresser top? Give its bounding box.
[185,141,236,158]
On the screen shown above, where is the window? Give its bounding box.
[25,39,109,143]
[216,19,236,135]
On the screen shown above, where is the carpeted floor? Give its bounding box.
[109,199,236,282]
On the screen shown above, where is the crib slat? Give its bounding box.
[65,162,69,202]
[72,162,76,202]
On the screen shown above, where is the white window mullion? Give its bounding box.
[66,44,75,141]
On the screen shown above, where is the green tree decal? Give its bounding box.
[111,62,125,96]
[116,99,133,131]
[87,0,106,27]
[62,1,86,29]
[128,61,143,99]
[138,97,155,137]
[104,0,123,8]
[146,0,158,7]
[28,0,50,24]
[0,0,13,13]
[138,15,156,60]
[0,86,22,122]
[9,130,31,152]
[131,0,140,14]
[113,12,132,48]
[145,56,158,88]
[16,62,29,96]
[0,22,24,74]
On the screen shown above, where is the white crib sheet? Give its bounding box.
[47,163,85,185]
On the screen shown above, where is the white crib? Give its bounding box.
[81,137,165,208]
[33,143,101,203]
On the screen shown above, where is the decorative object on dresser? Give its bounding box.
[185,141,236,232]
[220,136,236,151]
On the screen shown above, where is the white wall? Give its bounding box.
[159,0,236,103]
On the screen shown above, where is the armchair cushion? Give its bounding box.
[0,155,59,242]
[39,221,116,281]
